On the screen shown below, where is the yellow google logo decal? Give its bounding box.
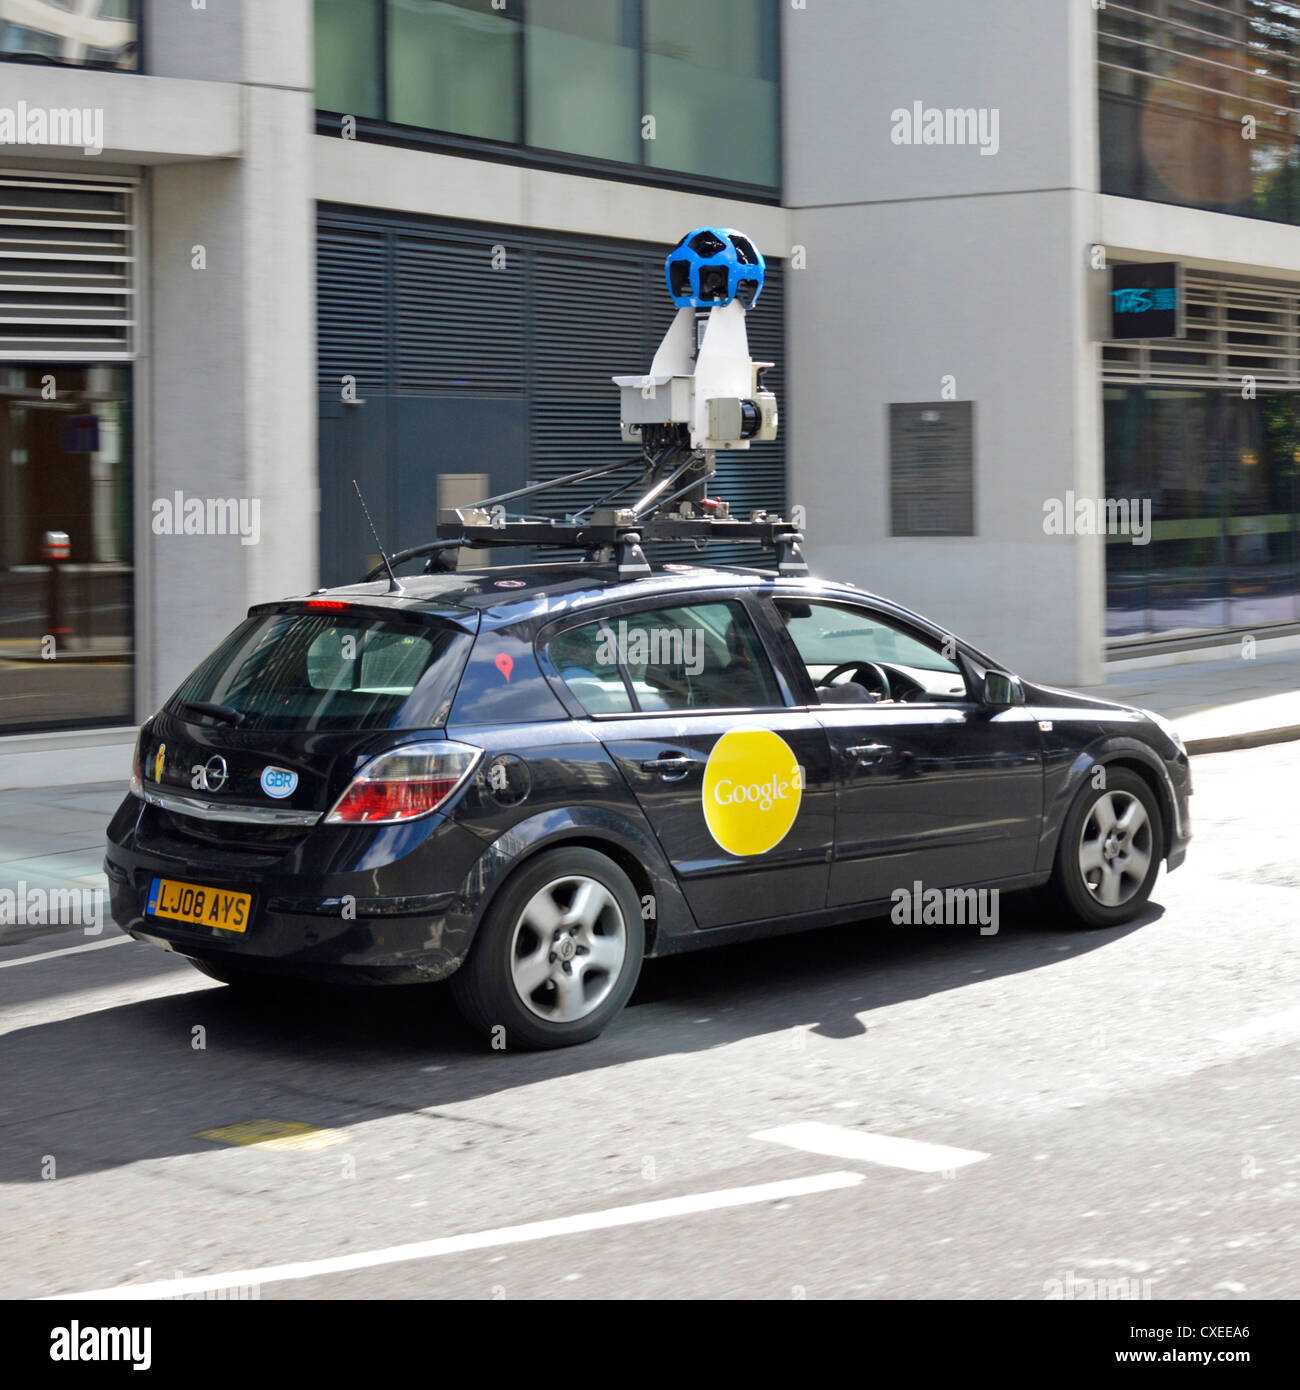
[702,729,803,856]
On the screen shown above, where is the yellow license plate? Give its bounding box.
[147,876,251,932]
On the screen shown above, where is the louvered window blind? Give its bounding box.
[318,205,786,566]
[0,172,135,360]
[1103,266,1300,387]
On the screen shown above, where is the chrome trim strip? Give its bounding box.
[138,788,321,827]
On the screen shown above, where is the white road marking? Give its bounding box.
[1214,1008,1300,1046]
[753,1122,990,1173]
[48,1170,865,1300]
[0,936,132,969]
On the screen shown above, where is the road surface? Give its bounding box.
[1,744,1296,1300]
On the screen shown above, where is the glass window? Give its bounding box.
[173,612,472,732]
[0,1,138,69]
[387,0,520,141]
[0,366,133,734]
[306,625,438,694]
[1098,0,1300,225]
[1104,384,1300,640]
[774,600,969,703]
[547,619,635,715]
[551,601,781,713]
[618,601,781,711]
[2,25,61,58]
[1103,386,1155,640]
[1145,390,1227,636]
[644,0,780,186]
[313,0,780,190]
[1240,395,1300,628]
[316,0,382,117]
[525,0,640,164]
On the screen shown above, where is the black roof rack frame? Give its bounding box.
[360,453,808,583]
[434,508,806,579]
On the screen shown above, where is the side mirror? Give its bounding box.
[983,670,1022,707]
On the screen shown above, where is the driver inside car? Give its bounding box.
[774,600,893,705]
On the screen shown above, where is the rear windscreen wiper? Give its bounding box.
[180,700,246,726]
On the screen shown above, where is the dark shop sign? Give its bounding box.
[1109,262,1183,340]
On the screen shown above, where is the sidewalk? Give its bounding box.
[0,781,121,942]
[1100,648,1300,755]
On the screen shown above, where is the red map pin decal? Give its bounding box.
[495,653,514,682]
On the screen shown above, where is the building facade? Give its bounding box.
[1,0,1297,785]
[788,0,1300,685]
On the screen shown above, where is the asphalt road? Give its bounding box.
[2,744,1297,1301]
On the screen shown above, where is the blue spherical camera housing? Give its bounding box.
[665,227,765,310]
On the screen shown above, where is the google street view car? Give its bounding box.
[106,230,1191,1049]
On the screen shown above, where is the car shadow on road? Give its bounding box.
[0,888,1162,1182]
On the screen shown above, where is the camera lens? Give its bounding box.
[699,268,728,299]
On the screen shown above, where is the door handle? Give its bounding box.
[845,742,890,765]
[641,753,694,780]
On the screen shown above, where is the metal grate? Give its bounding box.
[0,171,135,360]
[317,207,787,569]
[1102,266,1300,386]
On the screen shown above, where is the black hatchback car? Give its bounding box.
[107,563,1191,1049]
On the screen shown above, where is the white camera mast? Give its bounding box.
[362,229,805,583]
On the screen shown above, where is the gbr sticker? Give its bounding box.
[701,729,803,856]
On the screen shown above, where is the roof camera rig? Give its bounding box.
[369,228,806,584]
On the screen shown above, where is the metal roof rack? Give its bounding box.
[361,455,807,583]
[440,453,806,578]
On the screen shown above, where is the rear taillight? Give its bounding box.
[129,731,143,797]
[325,741,482,825]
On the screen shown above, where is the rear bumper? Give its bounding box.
[109,866,470,983]
[104,795,488,983]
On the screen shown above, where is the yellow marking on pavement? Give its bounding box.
[195,1119,351,1152]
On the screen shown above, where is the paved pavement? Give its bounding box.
[1102,648,1300,753]
[0,743,1297,1300]
[0,782,120,943]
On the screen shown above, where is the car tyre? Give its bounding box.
[1046,767,1163,928]
[450,846,645,1050]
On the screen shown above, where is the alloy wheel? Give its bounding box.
[1078,789,1153,908]
[508,874,628,1022]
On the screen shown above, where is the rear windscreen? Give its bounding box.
[171,611,473,731]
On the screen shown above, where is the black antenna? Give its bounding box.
[353,479,404,594]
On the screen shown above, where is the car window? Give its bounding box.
[173,612,471,731]
[548,601,783,714]
[774,599,969,702]
[547,621,635,715]
[307,628,432,694]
